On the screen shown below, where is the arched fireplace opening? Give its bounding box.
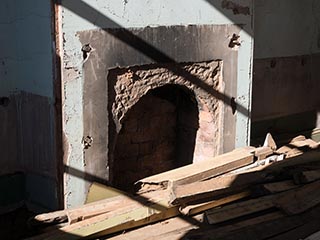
[112,84,199,192]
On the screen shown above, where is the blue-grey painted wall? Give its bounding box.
[0,0,54,98]
[0,0,58,211]
[252,0,320,136]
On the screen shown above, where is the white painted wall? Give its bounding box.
[60,0,254,207]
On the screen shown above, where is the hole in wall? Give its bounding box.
[0,97,10,107]
[112,85,199,192]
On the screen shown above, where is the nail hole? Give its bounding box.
[81,44,92,61]
[0,97,10,107]
[231,97,237,114]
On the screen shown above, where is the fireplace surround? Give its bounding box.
[79,24,242,191]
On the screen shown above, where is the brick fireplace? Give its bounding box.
[79,24,244,193]
[107,61,223,191]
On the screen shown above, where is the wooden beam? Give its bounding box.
[170,150,320,205]
[205,194,276,224]
[293,170,320,184]
[179,191,251,216]
[136,147,254,193]
[31,190,180,240]
[275,180,320,215]
[263,180,299,193]
[170,173,257,205]
[32,192,131,226]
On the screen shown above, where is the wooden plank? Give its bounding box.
[170,173,257,205]
[32,193,132,226]
[294,170,320,184]
[253,146,273,160]
[275,180,320,215]
[179,191,250,216]
[155,212,284,240]
[108,214,203,240]
[136,147,254,192]
[108,211,284,240]
[215,203,320,240]
[205,194,276,224]
[268,220,320,240]
[263,180,299,193]
[171,150,320,205]
[290,138,319,149]
[275,137,319,158]
[304,230,320,240]
[31,190,180,240]
[215,213,305,240]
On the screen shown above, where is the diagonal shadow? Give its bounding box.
[58,0,251,117]
[205,0,253,36]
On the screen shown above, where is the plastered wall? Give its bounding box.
[0,0,58,211]
[252,0,320,138]
[60,0,254,207]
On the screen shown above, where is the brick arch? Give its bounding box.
[112,84,199,191]
[107,61,224,191]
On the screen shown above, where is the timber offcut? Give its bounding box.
[27,134,320,240]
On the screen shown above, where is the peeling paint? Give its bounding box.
[221,0,250,15]
[61,0,253,208]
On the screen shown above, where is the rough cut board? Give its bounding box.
[304,230,320,240]
[205,194,276,224]
[170,171,261,205]
[263,180,299,193]
[220,204,320,240]
[33,191,131,225]
[294,169,320,184]
[170,149,320,205]
[137,148,254,190]
[31,190,180,240]
[276,180,320,215]
[108,211,284,240]
[179,191,251,216]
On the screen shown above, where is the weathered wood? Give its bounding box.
[170,173,257,205]
[210,203,320,240]
[263,180,299,193]
[108,214,203,240]
[170,150,320,205]
[205,194,276,224]
[264,133,277,150]
[290,138,319,149]
[275,180,320,215]
[276,137,319,158]
[253,146,274,160]
[31,190,180,240]
[304,230,320,240]
[179,191,250,216]
[136,148,254,192]
[33,192,131,226]
[215,213,305,240]
[108,211,284,240]
[294,169,320,184]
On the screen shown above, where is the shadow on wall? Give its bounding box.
[59,0,251,117]
[251,0,320,141]
[251,110,319,146]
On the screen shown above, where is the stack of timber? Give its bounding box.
[28,134,320,240]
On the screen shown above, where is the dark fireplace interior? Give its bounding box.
[113,85,199,191]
